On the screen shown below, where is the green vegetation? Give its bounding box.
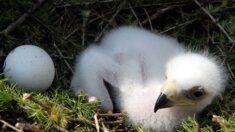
[0,0,234,131]
[0,80,100,131]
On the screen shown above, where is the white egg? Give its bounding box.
[3,45,55,91]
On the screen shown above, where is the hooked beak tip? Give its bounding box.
[154,106,159,113]
[154,92,173,113]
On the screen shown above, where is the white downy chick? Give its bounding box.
[71,26,226,131]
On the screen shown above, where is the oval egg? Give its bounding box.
[3,45,55,91]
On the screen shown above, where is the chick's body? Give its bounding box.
[71,26,226,131]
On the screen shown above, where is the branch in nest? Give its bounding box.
[141,5,182,25]
[160,19,197,33]
[53,43,74,74]
[2,0,47,34]
[193,0,235,50]
[94,113,134,131]
[0,119,22,132]
[15,122,43,132]
[94,2,124,42]
[129,3,143,28]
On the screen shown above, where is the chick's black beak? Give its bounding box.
[154,92,173,112]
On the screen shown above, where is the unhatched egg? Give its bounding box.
[3,45,55,91]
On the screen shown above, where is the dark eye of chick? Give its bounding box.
[193,90,204,97]
[186,86,205,100]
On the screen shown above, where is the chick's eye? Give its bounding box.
[193,90,203,97]
[187,86,205,100]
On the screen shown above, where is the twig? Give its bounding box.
[101,122,110,132]
[160,19,197,33]
[82,26,86,47]
[94,3,123,42]
[56,0,114,8]
[96,113,123,117]
[23,93,72,113]
[143,8,153,31]
[23,93,50,110]
[193,0,235,50]
[94,114,100,132]
[31,15,78,47]
[0,119,23,132]
[51,54,73,60]
[15,122,43,132]
[141,5,181,25]
[130,1,185,9]
[103,120,123,124]
[94,113,127,131]
[63,27,80,40]
[94,113,115,132]
[129,3,143,28]
[81,11,90,47]
[212,115,230,132]
[88,11,113,24]
[2,0,46,34]
[227,63,235,79]
[75,115,99,130]
[53,125,68,132]
[53,43,74,74]
[215,46,235,79]
[216,45,226,62]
